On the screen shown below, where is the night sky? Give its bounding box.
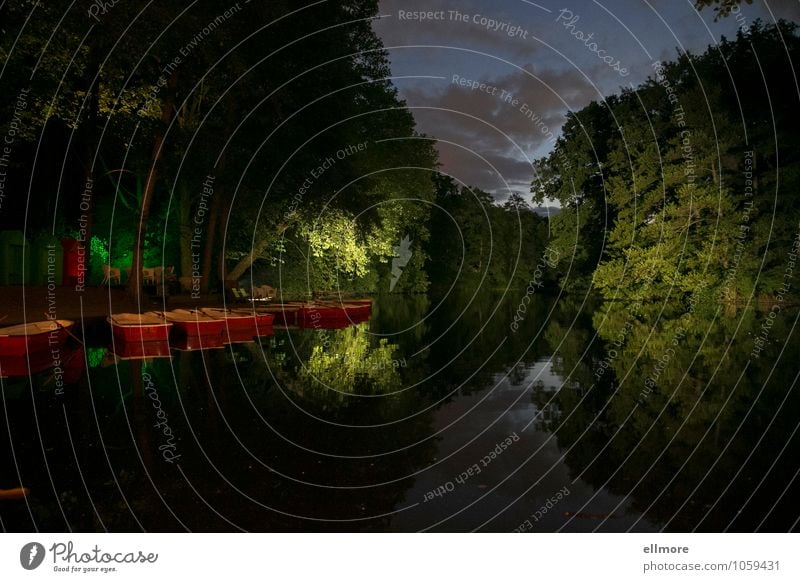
[373,0,800,205]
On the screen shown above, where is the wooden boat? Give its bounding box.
[155,309,226,350]
[220,328,257,344]
[230,308,275,336]
[0,487,29,501]
[342,302,371,321]
[108,312,172,343]
[196,308,257,331]
[257,303,301,326]
[339,298,373,311]
[196,307,262,344]
[0,319,75,357]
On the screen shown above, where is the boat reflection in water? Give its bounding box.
[0,319,83,384]
[0,343,84,383]
[106,339,172,362]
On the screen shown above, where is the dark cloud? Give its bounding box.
[765,0,800,20]
[375,0,800,203]
[375,0,547,60]
[398,64,596,198]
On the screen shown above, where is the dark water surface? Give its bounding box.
[1,293,799,532]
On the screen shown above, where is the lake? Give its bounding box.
[1,292,798,532]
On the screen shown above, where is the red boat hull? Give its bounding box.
[343,304,371,321]
[111,323,171,343]
[257,303,306,326]
[0,350,56,377]
[170,333,226,351]
[222,318,255,333]
[168,318,227,350]
[0,327,70,357]
[222,328,257,344]
[234,312,275,336]
[297,306,347,327]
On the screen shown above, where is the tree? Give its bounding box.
[694,0,751,18]
[532,101,616,290]
[533,21,800,305]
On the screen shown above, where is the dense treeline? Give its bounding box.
[426,175,554,292]
[534,21,800,304]
[0,1,436,298]
[3,5,795,301]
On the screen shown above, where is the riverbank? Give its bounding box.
[0,286,227,326]
[0,286,374,326]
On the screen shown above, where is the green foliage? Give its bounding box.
[427,175,553,292]
[300,323,403,396]
[694,0,751,18]
[535,21,800,304]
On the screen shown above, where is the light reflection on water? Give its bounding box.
[0,294,798,532]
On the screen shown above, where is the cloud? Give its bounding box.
[375,0,546,60]
[374,0,798,202]
[762,0,800,21]
[399,64,597,199]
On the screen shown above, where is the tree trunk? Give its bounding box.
[200,187,221,294]
[225,222,289,284]
[226,237,272,284]
[127,71,178,302]
[178,180,192,285]
[200,151,228,296]
[78,50,100,286]
[217,211,228,288]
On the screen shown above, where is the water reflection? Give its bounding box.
[0,293,798,531]
[545,298,800,532]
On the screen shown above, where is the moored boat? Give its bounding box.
[258,303,301,326]
[155,309,227,350]
[343,299,372,313]
[0,319,75,357]
[196,308,257,331]
[108,312,172,343]
[230,308,275,336]
[342,303,371,321]
[196,307,262,343]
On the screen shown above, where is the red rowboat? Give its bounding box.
[342,303,371,321]
[156,309,226,350]
[230,308,275,336]
[295,303,359,327]
[196,308,261,343]
[108,312,172,343]
[197,308,256,331]
[0,319,75,357]
[258,303,301,326]
[0,487,29,501]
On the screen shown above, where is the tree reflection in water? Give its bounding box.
[541,295,800,531]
